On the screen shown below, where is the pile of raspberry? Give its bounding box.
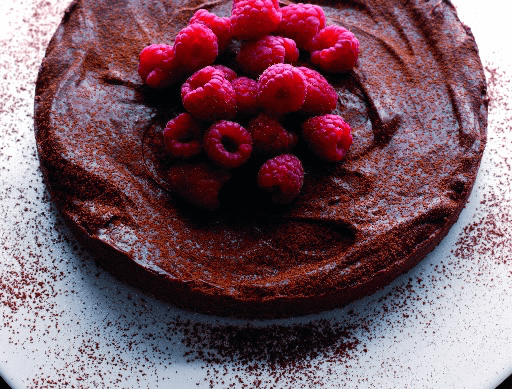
[138,0,359,210]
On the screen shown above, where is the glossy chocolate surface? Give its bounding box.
[35,0,487,317]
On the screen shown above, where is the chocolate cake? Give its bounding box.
[34,0,487,318]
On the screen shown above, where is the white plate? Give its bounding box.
[1,0,511,387]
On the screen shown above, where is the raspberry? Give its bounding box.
[212,65,238,82]
[230,0,282,40]
[298,67,338,115]
[302,114,353,161]
[232,77,260,116]
[257,64,307,114]
[163,113,203,158]
[309,25,359,73]
[189,9,233,53]
[276,3,326,49]
[280,37,300,63]
[174,23,218,72]
[168,162,230,210]
[233,0,279,10]
[248,114,297,156]
[257,154,304,204]
[181,66,237,121]
[138,44,182,88]
[237,36,299,76]
[204,121,253,168]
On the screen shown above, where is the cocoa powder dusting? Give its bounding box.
[1,0,511,388]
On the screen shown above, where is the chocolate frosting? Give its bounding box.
[34,0,487,317]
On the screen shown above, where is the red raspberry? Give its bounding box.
[276,3,326,49]
[230,0,282,40]
[138,44,182,88]
[257,154,304,204]
[163,113,203,158]
[257,64,307,114]
[232,77,260,116]
[309,25,359,73]
[168,162,231,210]
[233,0,279,10]
[302,114,353,161]
[280,37,300,63]
[212,65,238,82]
[298,67,338,115]
[181,67,237,121]
[248,114,297,156]
[204,121,253,168]
[237,35,299,76]
[174,23,218,72]
[189,9,233,53]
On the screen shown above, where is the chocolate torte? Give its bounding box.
[34,0,487,318]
